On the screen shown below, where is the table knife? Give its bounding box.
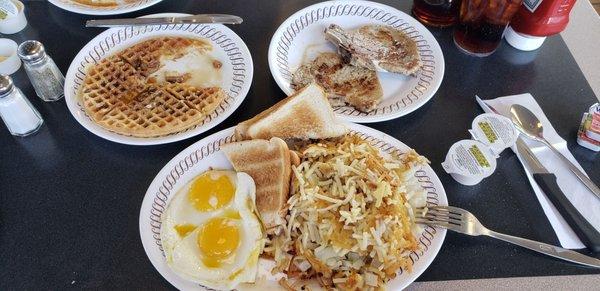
[516,138,600,252]
[86,14,243,28]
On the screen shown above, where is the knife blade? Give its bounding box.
[516,138,600,252]
[86,14,243,28]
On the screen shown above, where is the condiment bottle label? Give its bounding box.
[523,0,543,13]
[469,113,518,157]
[577,113,600,152]
[442,140,497,186]
[584,103,600,142]
[0,0,18,20]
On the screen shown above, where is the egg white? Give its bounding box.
[161,171,264,290]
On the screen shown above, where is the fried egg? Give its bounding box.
[161,170,264,290]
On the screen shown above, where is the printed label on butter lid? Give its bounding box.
[0,0,18,20]
[469,113,518,156]
[442,139,497,177]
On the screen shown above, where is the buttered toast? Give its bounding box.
[221,137,293,233]
[235,83,348,140]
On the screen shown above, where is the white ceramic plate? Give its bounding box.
[64,13,253,145]
[48,0,162,15]
[139,123,448,290]
[268,0,444,123]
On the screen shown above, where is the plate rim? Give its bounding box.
[63,13,254,146]
[267,0,445,123]
[48,0,163,15]
[139,123,447,290]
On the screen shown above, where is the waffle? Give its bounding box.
[73,0,140,7]
[79,37,225,137]
[74,0,118,7]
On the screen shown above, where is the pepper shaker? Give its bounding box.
[17,40,64,102]
[0,75,43,136]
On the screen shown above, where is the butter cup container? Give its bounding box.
[0,38,21,75]
[469,113,518,157]
[442,140,497,186]
[0,0,27,34]
[442,113,518,186]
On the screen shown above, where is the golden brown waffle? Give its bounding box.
[79,37,225,137]
[74,0,118,7]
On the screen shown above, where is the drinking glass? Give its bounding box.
[453,0,522,56]
[412,0,460,27]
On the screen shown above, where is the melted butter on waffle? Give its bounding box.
[79,37,226,137]
[149,48,223,89]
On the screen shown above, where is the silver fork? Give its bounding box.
[415,206,600,268]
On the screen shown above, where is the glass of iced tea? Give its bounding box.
[412,0,460,27]
[454,0,522,56]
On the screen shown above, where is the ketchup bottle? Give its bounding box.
[505,0,577,51]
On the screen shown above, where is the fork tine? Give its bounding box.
[421,215,462,224]
[415,208,462,221]
[415,219,460,231]
[425,208,462,219]
[429,205,469,215]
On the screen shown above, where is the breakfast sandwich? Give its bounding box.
[235,83,348,141]
[325,24,422,76]
[221,137,294,234]
[291,52,383,112]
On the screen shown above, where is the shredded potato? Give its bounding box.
[268,135,429,290]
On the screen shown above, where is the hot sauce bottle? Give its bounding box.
[505,0,577,51]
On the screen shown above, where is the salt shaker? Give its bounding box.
[0,75,43,136]
[17,40,64,102]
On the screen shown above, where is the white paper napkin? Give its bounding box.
[477,93,600,249]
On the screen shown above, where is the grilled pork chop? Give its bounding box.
[291,52,383,112]
[325,24,422,76]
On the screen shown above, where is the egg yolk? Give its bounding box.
[188,172,235,212]
[198,217,240,268]
[174,224,197,237]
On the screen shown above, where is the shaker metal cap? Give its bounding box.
[18,40,46,63]
[0,75,15,98]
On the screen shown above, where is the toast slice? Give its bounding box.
[291,52,383,112]
[235,83,348,140]
[221,137,292,233]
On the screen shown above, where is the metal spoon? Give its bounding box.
[510,104,600,200]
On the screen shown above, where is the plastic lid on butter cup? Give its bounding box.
[442,139,498,186]
[0,0,19,19]
[0,0,26,34]
[469,113,518,157]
